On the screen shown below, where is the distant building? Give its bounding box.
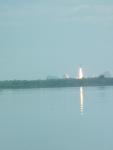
[64,74,70,79]
[103,71,113,78]
[98,71,113,78]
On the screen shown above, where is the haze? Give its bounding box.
[0,0,113,80]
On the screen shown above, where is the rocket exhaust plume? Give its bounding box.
[78,67,84,79]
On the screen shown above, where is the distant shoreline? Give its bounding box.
[0,77,113,89]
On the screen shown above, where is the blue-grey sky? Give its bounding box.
[0,0,113,80]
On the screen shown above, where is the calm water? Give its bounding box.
[0,87,113,150]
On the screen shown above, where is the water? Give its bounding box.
[0,87,113,150]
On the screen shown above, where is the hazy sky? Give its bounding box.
[0,0,113,80]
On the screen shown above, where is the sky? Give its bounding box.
[0,0,113,80]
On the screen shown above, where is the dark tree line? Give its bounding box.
[0,77,113,89]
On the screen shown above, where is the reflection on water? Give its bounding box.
[80,87,84,115]
[0,87,113,150]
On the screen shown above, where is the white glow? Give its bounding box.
[64,74,70,79]
[78,67,84,79]
[80,87,84,115]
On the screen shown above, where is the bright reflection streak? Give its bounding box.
[80,87,84,115]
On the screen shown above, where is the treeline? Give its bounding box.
[0,77,113,89]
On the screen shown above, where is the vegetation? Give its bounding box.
[0,77,113,89]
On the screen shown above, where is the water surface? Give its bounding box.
[0,87,113,150]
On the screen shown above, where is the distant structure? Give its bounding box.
[64,74,70,79]
[78,67,84,79]
[103,71,113,78]
[98,70,113,79]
